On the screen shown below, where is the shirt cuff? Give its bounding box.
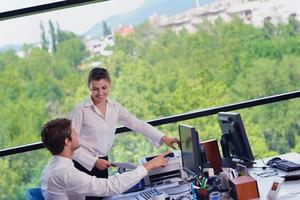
[151,131,165,147]
[90,157,99,171]
[74,147,99,171]
[135,165,148,177]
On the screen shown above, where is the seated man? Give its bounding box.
[40,118,169,200]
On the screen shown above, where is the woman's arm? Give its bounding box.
[117,102,180,148]
[71,105,98,171]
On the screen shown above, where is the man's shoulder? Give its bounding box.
[45,158,73,177]
[47,165,74,183]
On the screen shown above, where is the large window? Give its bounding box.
[1,0,300,199]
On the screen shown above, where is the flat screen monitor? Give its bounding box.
[218,112,254,167]
[178,124,202,176]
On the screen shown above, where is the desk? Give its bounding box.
[104,182,191,200]
[105,153,300,200]
[249,152,300,200]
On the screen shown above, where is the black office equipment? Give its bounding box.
[267,157,300,172]
[218,112,255,168]
[145,152,174,161]
[178,124,208,176]
[282,174,300,181]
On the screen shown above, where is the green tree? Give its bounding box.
[39,21,48,51]
[287,14,300,36]
[56,37,87,66]
[263,17,276,39]
[102,21,111,37]
[49,20,57,53]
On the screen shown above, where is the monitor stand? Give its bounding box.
[222,157,235,168]
[221,156,255,168]
[231,156,255,168]
[220,134,255,168]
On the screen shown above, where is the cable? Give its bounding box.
[255,154,267,166]
[251,166,272,170]
[253,168,278,177]
[252,154,280,177]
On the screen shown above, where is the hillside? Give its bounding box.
[84,0,214,38]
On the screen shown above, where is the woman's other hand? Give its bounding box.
[95,158,111,170]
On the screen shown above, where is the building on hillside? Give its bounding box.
[149,0,300,33]
[115,25,134,36]
[85,35,114,56]
[16,43,43,58]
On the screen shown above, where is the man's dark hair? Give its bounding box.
[87,67,111,87]
[41,118,72,155]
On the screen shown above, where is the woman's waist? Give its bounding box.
[79,142,112,157]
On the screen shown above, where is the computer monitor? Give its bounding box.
[218,112,255,167]
[178,124,203,176]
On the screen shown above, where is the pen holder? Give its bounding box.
[198,188,209,200]
[192,175,222,200]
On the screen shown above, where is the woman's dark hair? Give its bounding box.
[87,67,111,87]
[41,118,72,155]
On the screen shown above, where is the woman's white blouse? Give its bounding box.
[71,97,164,171]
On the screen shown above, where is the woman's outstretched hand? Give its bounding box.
[161,136,181,149]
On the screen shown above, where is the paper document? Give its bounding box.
[111,162,137,170]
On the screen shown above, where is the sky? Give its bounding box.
[0,0,145,47]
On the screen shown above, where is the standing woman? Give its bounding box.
[71,68,180,198]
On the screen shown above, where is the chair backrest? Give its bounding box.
[26,188,44,200]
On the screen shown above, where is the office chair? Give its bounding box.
[26,188,44,200]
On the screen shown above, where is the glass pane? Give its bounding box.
[0,149,51,199]
[112,100,300,164]
[0,0,214,147]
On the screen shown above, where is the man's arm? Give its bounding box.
[50,152,169,197]
[63,166,148,197]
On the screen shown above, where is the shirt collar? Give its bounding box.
[83,96,114,107]
[52,155,74,167]
[83,96,94,107]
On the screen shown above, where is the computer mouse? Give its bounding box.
[267,157,281,165]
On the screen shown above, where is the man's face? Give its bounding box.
[70,127,80,151]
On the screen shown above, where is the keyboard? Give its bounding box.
[138,188,164,200]
[267,157,300,172]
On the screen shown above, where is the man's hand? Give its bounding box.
[161,136,181,149]
[95,158,111,171]
[143,151,170,172]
